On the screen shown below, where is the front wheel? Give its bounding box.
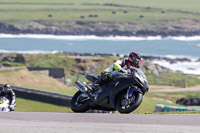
[71,91,89,113]
[116,92,143,114]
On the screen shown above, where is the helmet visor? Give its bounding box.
[3,86,10,92]
[130,57,142,68]
[136,60,142,68]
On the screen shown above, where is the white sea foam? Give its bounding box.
[170,36,200,41]
[0,34,162,41]
[152,59,200,75]
[0,49,59,54]
[2,34,200,41]
[2,33,200,41]
[164,55,199,61]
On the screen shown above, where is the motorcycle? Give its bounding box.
[71,67,149,114]
[0,97,11,112]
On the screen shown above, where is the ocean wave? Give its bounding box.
[2,33,200,41]
[0,34,163,41]
[164,55,199,61]
[2,34,200,41]
[0,49,59,54]
[152,59,200,75]
[141,53,198,60]
[170,36,200,41]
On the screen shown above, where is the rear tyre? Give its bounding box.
[71,91,89,113]
[116,92,143,114]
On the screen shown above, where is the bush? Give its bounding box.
[28,54,75,72]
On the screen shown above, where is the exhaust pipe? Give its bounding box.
[74,81,95,102]
[74,81,87,92]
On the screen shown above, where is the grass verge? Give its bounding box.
[15,98,72,112]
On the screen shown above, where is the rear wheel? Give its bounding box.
[116,92,143,114]
[71,91,89,113]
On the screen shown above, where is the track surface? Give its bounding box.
[0,112,200,133]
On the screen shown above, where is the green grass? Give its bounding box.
[132,95,177,114]
[0,68,23,74]
[24,86,77,96]
[146,72,200,87]
[15,96,199,114]
[1,0,200,12]
[1,62,24,67]
[15,98,72,112]
[1,0,200,25]
[28,54,76,72]
[159,91,200,98]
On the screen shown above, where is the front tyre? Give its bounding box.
[116,92,143,114]
[71,91,89,113]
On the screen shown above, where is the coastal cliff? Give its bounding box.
[1,20,200,37]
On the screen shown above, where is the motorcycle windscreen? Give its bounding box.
[134,68,149,91]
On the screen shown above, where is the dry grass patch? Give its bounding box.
[0,68,75,94]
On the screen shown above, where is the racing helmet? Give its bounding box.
[128,52,143,68]
[3,84,12,93]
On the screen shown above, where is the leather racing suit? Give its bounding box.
[101,58,131,80]
[0,89,16,111]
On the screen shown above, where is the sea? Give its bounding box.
[0,34,199,75]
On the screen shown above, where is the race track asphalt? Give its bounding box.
[0,112,200,133]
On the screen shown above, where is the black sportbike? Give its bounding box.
[71,68,149,114]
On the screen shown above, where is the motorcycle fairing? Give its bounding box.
[92,77,142,110]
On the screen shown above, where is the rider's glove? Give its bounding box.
[118,68,127,74]
[101,72,112,81]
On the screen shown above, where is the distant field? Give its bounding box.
[1,0,200,25]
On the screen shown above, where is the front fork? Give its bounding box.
[126,86,143,99]
[121,87,143,107]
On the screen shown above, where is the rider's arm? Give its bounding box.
[102,59,127,79]
[113,59,128,73]
[113,60,122,71]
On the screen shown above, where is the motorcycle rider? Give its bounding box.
[0,84,16,111]
[92,52,143,99]
[98,52,143,84]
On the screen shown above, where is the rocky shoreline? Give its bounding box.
[1,52,197,77]
[1,20,200,37]
[1,51,198,65]
[63,52,200,63]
